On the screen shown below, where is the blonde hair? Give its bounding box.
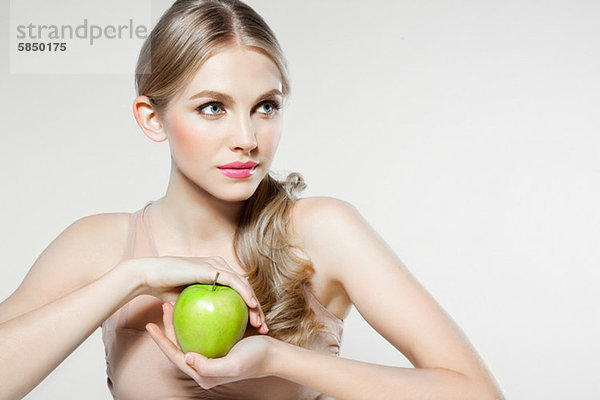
[135,0,324,346]
[135,0,289,116]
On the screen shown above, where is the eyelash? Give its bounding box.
[196,100,281,117]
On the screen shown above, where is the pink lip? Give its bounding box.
[218,161,258,169]
[217,165,258,178]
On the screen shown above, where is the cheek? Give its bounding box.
[258,120,282,154]
[167,114,212,164]
[270,130,282,153]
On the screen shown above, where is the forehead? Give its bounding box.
[181,46,283,99]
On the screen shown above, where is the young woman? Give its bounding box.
[0,0,504,399]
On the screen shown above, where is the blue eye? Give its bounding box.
[257,101,281,115]
[197,102,223,115]
[196,100,281,117]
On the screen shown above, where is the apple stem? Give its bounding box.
[212,272,220,291]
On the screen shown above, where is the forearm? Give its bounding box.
[268,340,503,400]
[0,261,141,399]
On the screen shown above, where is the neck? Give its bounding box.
[148,165,249,255]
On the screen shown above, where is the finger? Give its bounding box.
[162,302,179,348]
[203,266,259,312]
[256,301,267,332]
[237,280,267,332]
[203,259,268,332]
[145,322,202,380]
[210,264,265,322]
[237,279,265,330]
[224,275,267,331]
[184,351,238,378]
[248,307,268,332]
[259,317,269,334]
[206,258,258,305]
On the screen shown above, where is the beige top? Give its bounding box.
[101,201,344,399]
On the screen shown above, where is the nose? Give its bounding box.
[230,113,258,153]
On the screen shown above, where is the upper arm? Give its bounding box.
[0,212,130,324]
[295,197,494,380]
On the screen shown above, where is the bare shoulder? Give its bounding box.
[0,210,132,324]
[290,196,358,248]
[29,211,132,284]
[290,196,356,319]
[290,195,358,274]
[69,211,132,278]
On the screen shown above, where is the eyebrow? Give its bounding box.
[188,88,283,103]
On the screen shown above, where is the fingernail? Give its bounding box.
[251,297,258,307]
[162,303,167,312]
[185,354,195,365]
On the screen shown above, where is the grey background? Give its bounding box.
[1,0,599,399]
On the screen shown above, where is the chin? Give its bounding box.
[214,186,259,203]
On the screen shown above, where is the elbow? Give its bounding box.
[484,389,506,400]
[470,378,506,400]
[449,368,506,400]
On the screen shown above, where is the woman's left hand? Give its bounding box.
[145,301,277,389]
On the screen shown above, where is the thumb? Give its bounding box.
[185,352,234,377]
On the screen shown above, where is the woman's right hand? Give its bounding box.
[127,255,268,334]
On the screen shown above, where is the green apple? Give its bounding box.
[172,277,249,358]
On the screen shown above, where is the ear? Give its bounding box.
[133,95,168,142]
